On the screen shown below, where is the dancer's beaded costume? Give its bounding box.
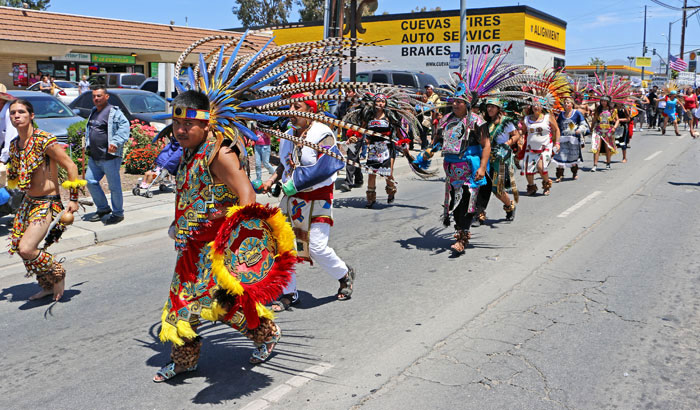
[7,129,84,291]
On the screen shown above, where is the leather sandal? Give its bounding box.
[270,291,299,312]
[153,361,197,383]
[250,324,281,364]
[337,266,356,300]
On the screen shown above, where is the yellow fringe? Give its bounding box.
[158,303,199,346]
[257,303,275,321]
[7,179,18,190]
[61,179,87,189]
[266,208,296,255]
[208,241,244,295]
[200,302,227,322]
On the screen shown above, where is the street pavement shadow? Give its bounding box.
[140,320,317,405]
[292,290,336,310]
[0,281,82,310]
[333,196,428,210]
[395,226,453,255]
[668,181,700,187]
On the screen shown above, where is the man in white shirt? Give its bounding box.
[78,75,91,95]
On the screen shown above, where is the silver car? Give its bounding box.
[8,90,85,144]
[26,80,81,105]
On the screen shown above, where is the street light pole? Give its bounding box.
[642,5,647,81]
[667,22,672,77]
[681,0,687,58]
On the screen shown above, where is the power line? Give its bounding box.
[651,0,682,10]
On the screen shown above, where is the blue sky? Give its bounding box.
[49,0,700,68]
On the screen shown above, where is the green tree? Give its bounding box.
[0,0,50,9]
[588,57,606,66]
[298,0,324,22]
[232,0,292,27]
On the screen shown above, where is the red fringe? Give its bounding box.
[214,203,297,329]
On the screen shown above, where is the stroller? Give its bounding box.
[132,125,182,198]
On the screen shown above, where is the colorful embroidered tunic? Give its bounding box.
[591,109,618,155]
[8,129,57,191]
[161,139,241,345]
[488,117,518,199]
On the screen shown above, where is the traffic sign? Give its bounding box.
[449,52,461,69]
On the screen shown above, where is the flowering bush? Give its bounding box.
[124,144,160,175]
[123,120,162,174]
[124,120,159,157]
[66,119,88,174]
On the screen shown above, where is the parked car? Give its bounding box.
[138,77,179,99]
[69,88,168,129]
[355,70,438,92]
[26,80,81,105]
[88,73,147,89]
[8,90,85,144]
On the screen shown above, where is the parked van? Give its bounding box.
[355,70,438,91]
[88,73,147,89]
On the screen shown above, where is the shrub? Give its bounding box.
[65,119,88,175]
[124,144,159,175]
[125,120,159,157]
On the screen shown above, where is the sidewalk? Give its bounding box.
[0,150,440,268]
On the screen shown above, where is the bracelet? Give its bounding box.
[62,179,87,202]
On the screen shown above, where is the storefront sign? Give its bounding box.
[91,54,135,64]
[52,53,91,63]
[268,8,565,80]
[150,62,159,77]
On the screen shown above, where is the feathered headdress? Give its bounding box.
[587,73,634,106]
[663,80,679,95]
[168,32,390,152]
[525,68,571,112]
[568,77,589,104]
[441,52,540,109]
[285,67,339,117]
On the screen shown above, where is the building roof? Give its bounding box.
[565,65,655,76]
[0,6,269,55]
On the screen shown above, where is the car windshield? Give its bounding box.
[119,93,167,113]
[55,81,78,88]
[356,73,370,82]
[121,75,146,86]
[19,95,75,118]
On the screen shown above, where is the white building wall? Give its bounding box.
[354,41,532,84]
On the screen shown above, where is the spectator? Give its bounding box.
[683,86,697,138]
[646,86,658,129]
[27,73,38,86]
[49,77,63,96]
[633,89,648,131]
[38,75,51,94]
[78,75,91,95]
[84,86,129,224]
[0,91,18,164]
[252,123,275,182]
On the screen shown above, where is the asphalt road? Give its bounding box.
[1,127,699,410]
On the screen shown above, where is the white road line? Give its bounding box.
[644,150,663,161]
[240,362,333,410]
[557,191,602,218]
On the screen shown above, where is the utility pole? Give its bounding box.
[642,5,647,81]
[666,22,672,77]
[460,0,467,72]
[681,0,688,58]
